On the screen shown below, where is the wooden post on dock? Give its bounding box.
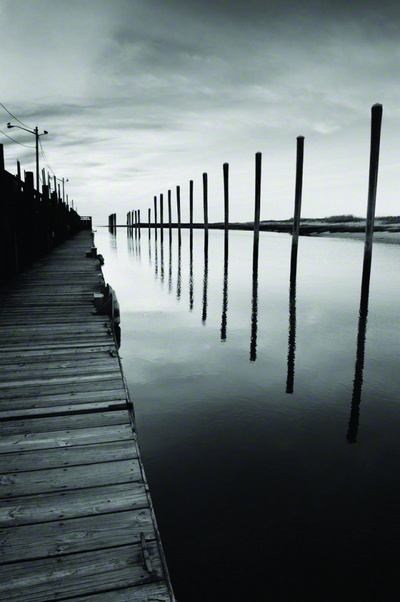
[292,136,305,246]
[138,209,141,238]
[223,163,229,234]
[189,180,194,230]
[0,143,4,171]
[203,173,208,233]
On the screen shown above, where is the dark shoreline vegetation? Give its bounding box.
[211,215,400,235]
[130,215,400,236]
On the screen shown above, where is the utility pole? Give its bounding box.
[7,122,48,193]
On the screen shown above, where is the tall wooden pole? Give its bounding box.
[160,194,164,229]
[347,103,383,444]
[253,152,262,255]
[148,208,151,238]
[203,173,208,233]
[189,180,194,230]
[223,162,229,235]
[154,196,158,240]
[168,189,172,232]
[364,103,383,260]
[292,136,305,246]
[177,185,182,246]
[176,185,181,230]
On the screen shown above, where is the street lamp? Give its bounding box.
[7,122,48,194]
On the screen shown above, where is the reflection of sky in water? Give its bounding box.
[96,227,400,600]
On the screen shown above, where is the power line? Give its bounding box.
[39,138,56,176]
[0,102,31,128]
[0,128,35,148]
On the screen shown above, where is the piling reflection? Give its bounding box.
[160,229,165,284]
[189,230,194,311]
[177,233,182,300]
[127,227,134,255]
[250,236,259,362]
[202,231,209,324]
[220,231,229,341]
[347,248,373,443]
[168,229,173,293]
[148,230,152,265]
[154,234,159,278]
[286,241,298,393]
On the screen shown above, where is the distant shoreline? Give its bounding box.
[107,217,400,245]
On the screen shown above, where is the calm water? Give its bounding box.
[96,226,400,601]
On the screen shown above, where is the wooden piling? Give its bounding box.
[160,194,164,229]
[292,137,304,246]
[168,189,172,232]
[253,153,262,247]
[189,180,194,230]
[203,173,208,233]
[347,103,383,443]
[148,208,151,238]
[154,196,158,230]
[364,103,383,258]
[223,163,229,235]
[176,186,181,230]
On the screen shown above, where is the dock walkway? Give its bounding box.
[0,230,175,601]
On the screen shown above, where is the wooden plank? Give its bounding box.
[0,344,114,362]
[0,458,142,498]
[0,375,124,398]
[0,424,134,453]
[0,482,148,526]
[70,583,174,602]
[0,379,125,401]
[0,410,128,435]
[0,389,127,412]
[0,400,129,421]
[0,509,156,563]
[0,543,167,602]
[1,440,139,473]
[0,360,120,381]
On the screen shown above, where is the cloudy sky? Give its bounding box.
[1,0,399,224]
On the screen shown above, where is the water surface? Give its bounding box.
[96,226,400,600]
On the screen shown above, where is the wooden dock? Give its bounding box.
[0,230,175,601]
